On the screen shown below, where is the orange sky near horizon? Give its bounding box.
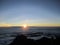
[0,23,60,27]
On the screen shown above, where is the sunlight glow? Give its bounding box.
[23,24,27,28]
[21,24,29,31]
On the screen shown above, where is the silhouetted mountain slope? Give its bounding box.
[9,34,60,45]
[9,35,36,45]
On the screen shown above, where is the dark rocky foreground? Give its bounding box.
[9,34,60,45]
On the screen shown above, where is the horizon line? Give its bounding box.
[0,25,60,27]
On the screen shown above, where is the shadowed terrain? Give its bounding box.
[9,34,60,45]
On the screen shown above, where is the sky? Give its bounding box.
[0,0,60,26]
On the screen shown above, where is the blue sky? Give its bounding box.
[0,0,60,26]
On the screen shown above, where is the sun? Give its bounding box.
[23,24,27,28]
[22,24,29,31]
